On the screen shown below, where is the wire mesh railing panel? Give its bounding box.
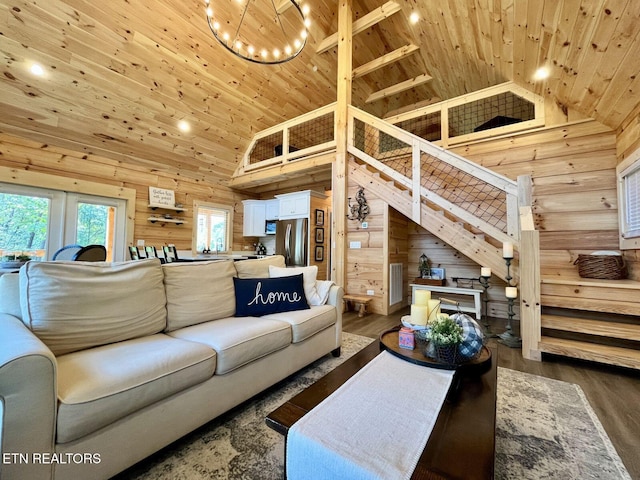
[288,112,334,151]
[249,132,283,164]
[448,92,535,137]
[393,111,442,142]
[353,118,413,175]
[420,151,508,231]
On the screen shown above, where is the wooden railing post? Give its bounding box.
[519,206,542,361]
[411,139,421,223]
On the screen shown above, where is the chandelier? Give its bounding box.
[205,0,310,65]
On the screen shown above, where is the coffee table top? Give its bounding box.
[266,338,497,480]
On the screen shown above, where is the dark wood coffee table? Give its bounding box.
[266,338,497,480]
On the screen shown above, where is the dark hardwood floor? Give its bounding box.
[342,308,640,479]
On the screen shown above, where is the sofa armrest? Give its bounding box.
[0,313,57,480]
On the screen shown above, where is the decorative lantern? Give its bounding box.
[419,254,430,278]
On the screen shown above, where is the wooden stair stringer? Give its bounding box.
[348,158,516,283]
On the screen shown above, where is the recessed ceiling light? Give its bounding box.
[534,66,550,81]
[30,63,45,76]
[410,12,419,24]
[178,120,190,132]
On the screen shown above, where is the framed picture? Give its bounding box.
[315,245,324,262]
[430,267,446,280]
[315,227,324,244]
[315,208,324,226]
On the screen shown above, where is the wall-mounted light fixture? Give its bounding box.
[347,187,370,222]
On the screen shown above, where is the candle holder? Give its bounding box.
[478,275,497,338]
[499,256,522,348]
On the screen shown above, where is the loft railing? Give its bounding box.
[237,102,337,174]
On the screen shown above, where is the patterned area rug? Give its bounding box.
[115,333,630,480]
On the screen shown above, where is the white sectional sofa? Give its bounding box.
[0,256,343,480]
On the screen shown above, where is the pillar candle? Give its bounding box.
[503,242,514,259]
[505,286,518,298]
[410,305,429,325]
[427,299,441,322]
[414,289,431,306]
[481,267,491,277]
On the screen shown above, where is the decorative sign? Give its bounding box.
[148,187,175,208]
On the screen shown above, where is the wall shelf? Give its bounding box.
[148,204,188,213]
[147,217,186,225]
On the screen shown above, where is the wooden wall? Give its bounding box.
[0,133,256,254]
[449,120,636,280]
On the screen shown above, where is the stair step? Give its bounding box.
[541,314,640,341]
[538,336,640,370]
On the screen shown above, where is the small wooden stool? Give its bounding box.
[343,294,372,318]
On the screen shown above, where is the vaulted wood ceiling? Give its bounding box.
[1,0,639,185]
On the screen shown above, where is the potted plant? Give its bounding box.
[426,313,464,364]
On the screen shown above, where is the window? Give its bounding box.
[0,183,127,261]
[193,201,233,254]
[617,149,640,249]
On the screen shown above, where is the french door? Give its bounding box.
[0,183,127,261]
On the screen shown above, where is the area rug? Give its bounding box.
[115,333,630,480]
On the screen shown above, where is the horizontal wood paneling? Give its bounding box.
[0,133,255,253]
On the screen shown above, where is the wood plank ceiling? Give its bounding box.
[1,0,639,186]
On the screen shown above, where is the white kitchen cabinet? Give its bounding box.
[242,200,266,236]
[265,199,280,220]
[277,193,308,219]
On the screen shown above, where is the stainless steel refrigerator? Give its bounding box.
[275,218,308,267]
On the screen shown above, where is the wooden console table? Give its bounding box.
[411,284,483,320]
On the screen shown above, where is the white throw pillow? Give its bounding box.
[269,265,320,305]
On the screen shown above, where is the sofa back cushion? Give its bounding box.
[0,273,22,319]
[163,260,237,331]
[20,259,167,355]
[234,255,286,278]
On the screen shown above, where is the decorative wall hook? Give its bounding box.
[347,187,370,222]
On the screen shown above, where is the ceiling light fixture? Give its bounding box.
[533,66,550,81]
[178,120,191,132]
[409,12,419,24]
[30,63,45,76]
[205,0,310,65]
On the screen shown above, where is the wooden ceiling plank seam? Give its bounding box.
[566,0,624,109]
[587,0,640,115]
[552,0,608,108]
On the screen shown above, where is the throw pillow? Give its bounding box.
[235,255,286,278]
[269,265,321,305]
[234,274,309,317]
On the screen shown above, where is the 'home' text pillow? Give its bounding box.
[234,274,309,317]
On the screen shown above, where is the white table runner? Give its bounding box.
[286,350,455,480]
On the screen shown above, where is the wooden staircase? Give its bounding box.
[538,278,640,370]
[348,157,516,284]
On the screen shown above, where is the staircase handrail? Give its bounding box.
[347,105,519,243]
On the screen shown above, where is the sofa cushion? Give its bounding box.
[56,333,216,443]
[262,305,337,343]
[163,260,236,331]
[0,272,21,319]
[234,274,309,317]
[234,255,286,278]
[20,259,167,355]
[168,317,291,374]
[269,265,320,305]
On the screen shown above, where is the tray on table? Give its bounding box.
[379,326,491,373]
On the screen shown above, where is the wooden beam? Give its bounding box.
[365,73,433,103]
[333,0,352,287]
[352,44,419,79]
[276,0,292,14]
[316,0,402,54]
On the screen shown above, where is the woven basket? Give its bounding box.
[574,254,627,280]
